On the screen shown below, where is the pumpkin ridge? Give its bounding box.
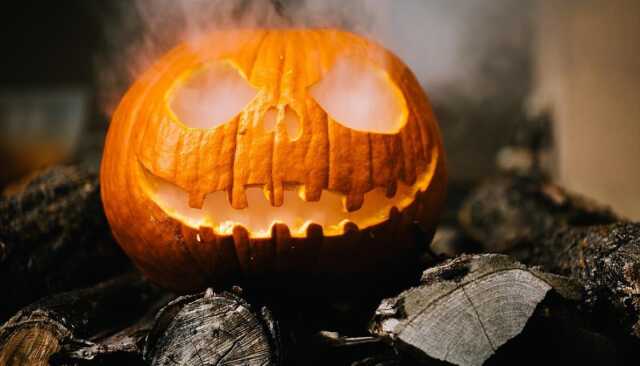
[272,31,290,207]
[119,59,177,241]
[235,32,282,208]
[186,131,205,208]
[345,129,371,211]
[301,98,329,202]
[407,70,430,174]
[241,30,270,86]
[406,70,430,166]
[367,133,374,194]
[172,129,184,184]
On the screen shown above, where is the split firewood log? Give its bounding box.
[0,273,161,366]
[56,289,281,366]
[510,222,640,340]
[368,254,621,366]
[459,175,640,340]
[0,165,131,320]
[55,312,155,365]
[143,289,280,366]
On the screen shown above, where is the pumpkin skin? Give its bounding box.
[101,29,447,292]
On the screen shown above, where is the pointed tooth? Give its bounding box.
[180,225,194,242]
[198,226,216,242]
[271,222,291,240]
[297,185,322,202]
[303,223,324,272]
[188,191,206,209]
[262,185,274,204]
[303,183,322,202]
[388,206,402,225]
[230,186,247,209]
[385,180,398,198]
[272,182,284,207]
[272,222,292,271]
[344,192,364,212]
[231,225,251,273]
[341,220,359,234]
[306,222,324,238]
[296,185,307,201]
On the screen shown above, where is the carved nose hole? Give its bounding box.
[283,106,301,141]
[262,106,301,141]
[263,107,278,132]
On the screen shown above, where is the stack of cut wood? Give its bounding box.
[1,165,638,366]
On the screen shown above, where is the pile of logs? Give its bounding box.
[1,165,638,366]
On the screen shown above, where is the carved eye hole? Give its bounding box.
[310,57,408,134]
[169,61,257,129]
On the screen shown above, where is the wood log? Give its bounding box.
[369,254,588,366]
[0,165,131,321]
[254,285,405,366]
[459,175,617,253]
[143,289,280,366]
[459,175,640,340]
[63,288,394,365]
[52,293,172,365]
[53,289,281,366]
[0,273,161,366]
[55,318,152,365]
[429,225,481,259]
[511,222,640,340]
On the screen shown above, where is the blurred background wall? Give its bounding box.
[0,0,637,219]
[0,1,101,185]
[530,0,640,219]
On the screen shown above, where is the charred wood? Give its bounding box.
[512,222,640,340]
[459,175,640,340]
[0,273,161,366]
[368,254,620,366]
[143,289,280,366]
[0,165,131,321]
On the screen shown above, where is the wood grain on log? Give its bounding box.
[369,254,581,366]
[512,223,640,339]
[144,289,280,366]
[56,289,282,366]
[459,175,640,339]
[0,165,131,321]
[0,273,160,366]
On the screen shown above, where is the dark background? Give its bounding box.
[0,1,101,89]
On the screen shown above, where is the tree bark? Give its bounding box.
[511,222,640,339]
[49,288,282,366]
[369,254,598,366]
[143,289,280,366]
[459,175,640,340]
[0,273,161,366]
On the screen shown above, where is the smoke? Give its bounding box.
[95,0,531,116]
[310,56,406,134]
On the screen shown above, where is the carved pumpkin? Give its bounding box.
[101,29,447,291]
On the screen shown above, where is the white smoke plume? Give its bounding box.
[95,0,531,116]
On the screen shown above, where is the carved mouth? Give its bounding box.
[137,161,431,238]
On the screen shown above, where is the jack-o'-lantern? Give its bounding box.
[101,29,447,291]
